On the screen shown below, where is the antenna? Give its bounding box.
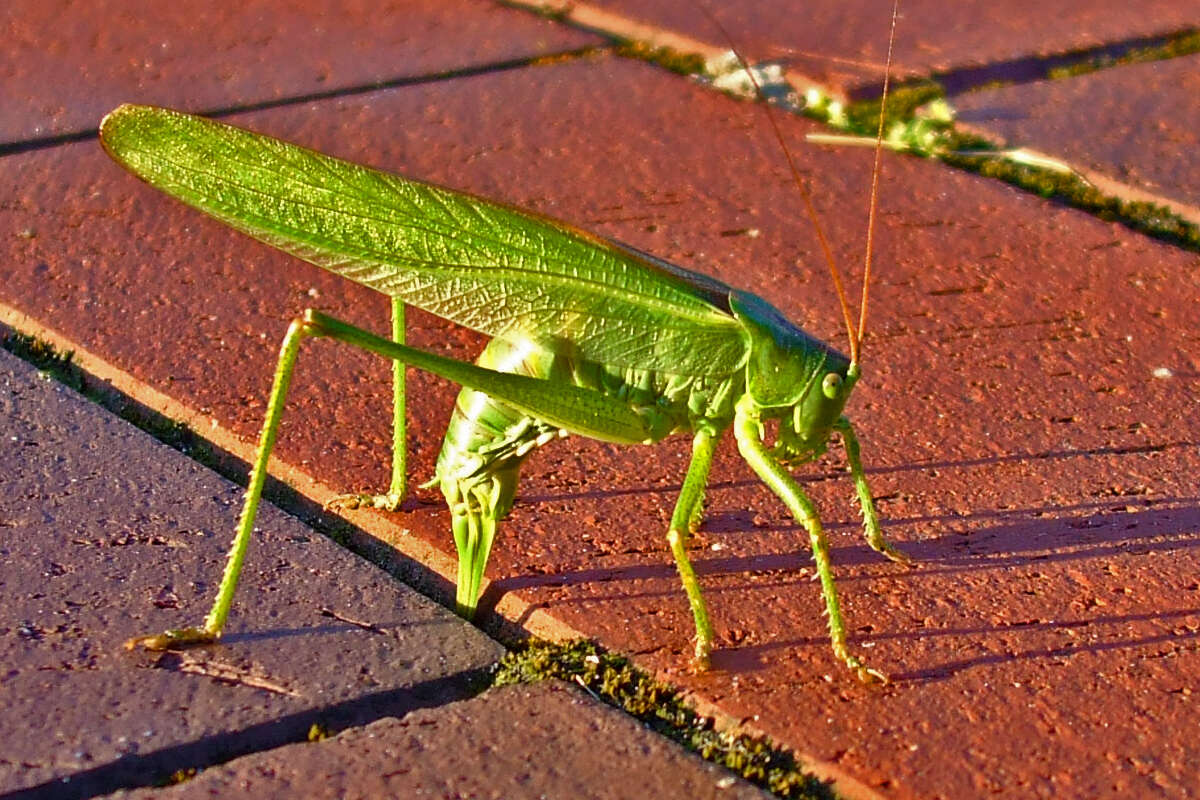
[692,2,860,365]
[857,0,902,359]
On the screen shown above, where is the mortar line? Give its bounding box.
[503,0,1200,247]
[506,0,1200,98]
[0,45,609,158]
[872,27,1200,99]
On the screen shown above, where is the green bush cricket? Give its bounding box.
[102,6,911,683]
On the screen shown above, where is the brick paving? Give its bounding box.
[517,0,1200,95]
[1,0,598,144]
[0,347,769,799]
[954,52,1200,209]
[107,683,770,800]
[0,347,502,797]
[2,1,1198,798]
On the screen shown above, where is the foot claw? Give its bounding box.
[860,666,889,685]
[871,539,914,567]
[692,640,713,671]
[845,655,888,685]
[125,627,218,652]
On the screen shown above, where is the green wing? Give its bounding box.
[100,105,749,378]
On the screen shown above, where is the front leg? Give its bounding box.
[835,416,912,566]
[733,397,884,683]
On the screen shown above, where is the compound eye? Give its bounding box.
[821,372,843,399]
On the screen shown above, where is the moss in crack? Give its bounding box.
[1047,28,1200,80]
[1,329,220,468]
[615,41,706,77]
[158,767,199,786]
[495,0,569,23]
[832,84,1200,251]
[2,331,82,391]
[529,44,612,69]
[941,140,1200,249]
[842,80,946,135]
[494,640,836,800]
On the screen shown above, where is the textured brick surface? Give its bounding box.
[955,53,1200,209]
[106,683,771,800]
[549,0,1200,93]
[0,0,599,144]
[3,5,1200,799]
[0,347,503,798]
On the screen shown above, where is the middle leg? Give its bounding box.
[665,429,719,665]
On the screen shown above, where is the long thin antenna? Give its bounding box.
[692,2,860,365]
[857,0,902,359]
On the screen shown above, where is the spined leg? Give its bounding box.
[835,416,912,566]
[665,430,719,666]
[327,297,409,512]
[735,399,884,683]
[127,315,310,650]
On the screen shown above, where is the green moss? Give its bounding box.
[1,332,82,391]
[494,0,569,22]
[1047,28,1200,80]
[307,722,332,742]
[494,640,836,800]
[827,77,1200,252]
[529,45,610,68]
[615,41,707,77]
[159,767,198,786]
[843,80,946,134]
[941,137,1200,249]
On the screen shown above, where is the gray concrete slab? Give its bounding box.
[103,682,773,800]
[0,347,504,798]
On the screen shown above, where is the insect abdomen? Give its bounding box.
[434,337,739,518]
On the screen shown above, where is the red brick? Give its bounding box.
[955,53,1200,209]
[1,0,599,143]
[571,0,1200,95]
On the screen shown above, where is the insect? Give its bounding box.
[103,6,910,683]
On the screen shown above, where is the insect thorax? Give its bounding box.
[728,291,851,408]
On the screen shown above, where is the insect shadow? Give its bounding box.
[519,438,1199,506]
[485,502,1200,679]
[718,604,1200,683]
[509,501,1200,585]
